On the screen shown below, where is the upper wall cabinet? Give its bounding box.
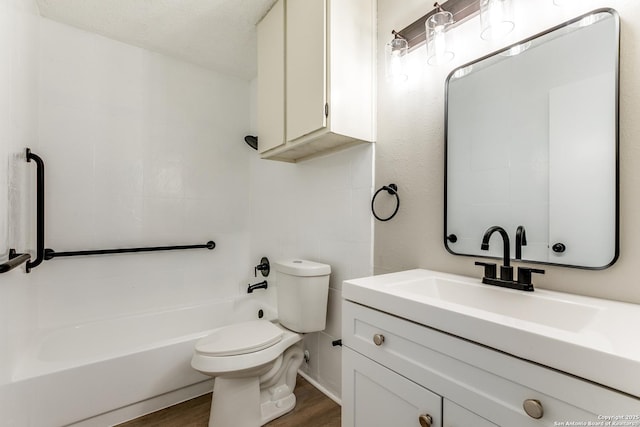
[257,0,285,154]
[257,0,375,162]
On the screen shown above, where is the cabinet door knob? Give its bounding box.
[523,399,544,419]
[373,334,385,346]
[418,414,433,427]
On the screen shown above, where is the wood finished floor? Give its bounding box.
[117,376,341,427]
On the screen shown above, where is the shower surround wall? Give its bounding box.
[375,0,640,304]
[33,18,252,329]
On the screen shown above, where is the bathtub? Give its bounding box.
[10,295,276,427]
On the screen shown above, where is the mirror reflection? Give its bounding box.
[445,9,618,269]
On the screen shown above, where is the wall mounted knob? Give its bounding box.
[523,399,544,419]
[418,414,433,427]
[552,243,566,253]
[373,334,385,346]
[254,256,270,277]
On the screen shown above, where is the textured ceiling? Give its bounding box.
[36,0,278,81]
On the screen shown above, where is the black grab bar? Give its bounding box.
[20,148,216,269]
[44,241,216,260]
[26,148,45,273]
[0,249,31,273]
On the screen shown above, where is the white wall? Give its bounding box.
[248,145,374,398]
[249,78,374,397]
[30,18,252,330]
[375,0,640,303]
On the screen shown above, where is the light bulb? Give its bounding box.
[480,0,515,40]
[385,37,408,82]
[426,10,454,66]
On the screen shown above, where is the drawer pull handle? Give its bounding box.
[373,334,385,346]
[523,399,544,419]
[418,414,433,427]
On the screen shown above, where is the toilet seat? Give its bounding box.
[195,320,284,356]
[191,321,302,376]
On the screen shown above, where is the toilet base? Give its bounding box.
[207,344,303,427]
[209,376,262,427]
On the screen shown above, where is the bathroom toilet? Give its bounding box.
[191,259,331,427]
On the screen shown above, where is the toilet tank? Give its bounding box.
[274,259,331,333]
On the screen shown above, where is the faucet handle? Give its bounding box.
[475,262,497,279]
[254,257,270,277]
[517,267,545,286]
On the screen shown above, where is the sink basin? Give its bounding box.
[389,276,601,332]
[343,269,640,397]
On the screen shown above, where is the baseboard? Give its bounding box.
[67,379,214,427]
[297,370,341,406]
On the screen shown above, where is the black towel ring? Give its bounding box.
[371,183,400,222]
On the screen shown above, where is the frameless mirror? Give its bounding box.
[445,9,619,269]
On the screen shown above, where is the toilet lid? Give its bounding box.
[195,320,284,356]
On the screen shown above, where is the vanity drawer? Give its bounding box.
[343,300,640,426]
[342,347,442,427]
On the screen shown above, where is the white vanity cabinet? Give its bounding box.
[256,0,375,162]
[342,300,640,427]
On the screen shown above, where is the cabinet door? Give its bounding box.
[342,348,442,427]
[444,400,497,427]
[257,0,285,153]
[286,0,327,142]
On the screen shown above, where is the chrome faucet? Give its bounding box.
[515,225,527,260]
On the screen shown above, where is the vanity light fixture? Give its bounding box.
[479,0,515,40]
[384,31,409,82]
[426,3,455,65]
[388,0,518,73]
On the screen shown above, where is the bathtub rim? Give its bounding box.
[12,294,277,381]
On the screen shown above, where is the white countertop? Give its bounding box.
[343,269,640,398]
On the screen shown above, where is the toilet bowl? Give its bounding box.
[191,259,331,427]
